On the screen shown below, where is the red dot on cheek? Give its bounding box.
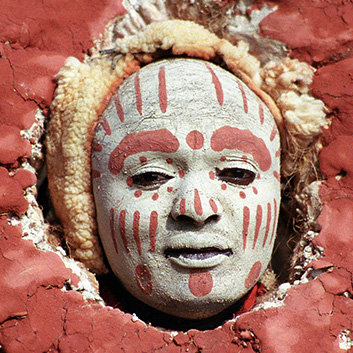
[253,187,258,195]
[166,158,173,164]
[178,170,185,178]
[240,191,246,199]
[209,171,215,180]
[167,187,173,193]
[134,190,142,198]
[220,156,226,162]
[257,174,261,179]
[152,193,159,200]
[221,184,227,190]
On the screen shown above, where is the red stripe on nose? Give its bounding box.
[194,189,203,216]
[180,199,186,214]
[209,199,218,213]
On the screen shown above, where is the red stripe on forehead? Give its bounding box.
[134,71,142,115]
[236,80,248,114]
[114,92,125,122]
[109,129,180,174]
[99,115,111,136]
[205,63,223,106]
[158,66,167,113]
[211,126,272,172]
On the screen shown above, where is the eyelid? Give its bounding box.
[220,158,258,173]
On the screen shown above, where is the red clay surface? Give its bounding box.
[1,1,353,352]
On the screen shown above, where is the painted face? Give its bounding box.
[92,58,281,320]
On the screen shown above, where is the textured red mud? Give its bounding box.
[1,0,353,352]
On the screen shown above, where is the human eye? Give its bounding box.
[132,171,173,188]
[216,167,255,186]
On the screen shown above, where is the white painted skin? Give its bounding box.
[92,58,281,319]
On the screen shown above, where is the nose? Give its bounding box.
[171,187,222,226]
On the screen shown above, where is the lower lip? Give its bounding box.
[168,252,229,269]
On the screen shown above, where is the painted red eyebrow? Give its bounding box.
[109,129,180,174]
[210,126,272,171]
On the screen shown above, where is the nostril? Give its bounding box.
[205,214,220,223]
[174,215,196,225]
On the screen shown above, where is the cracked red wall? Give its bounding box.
[1,0,353,352]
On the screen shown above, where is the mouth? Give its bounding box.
[165,247,232,269]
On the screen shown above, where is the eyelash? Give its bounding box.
[216,168,255,186]
[131,168,255,189]
[131,172,173,189]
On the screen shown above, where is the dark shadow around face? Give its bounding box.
[92,58,281,320]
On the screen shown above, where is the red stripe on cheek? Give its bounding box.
[209,199,218,213]
[188,270,213,297]
[186,130,204,150]
[109,129,180,174]
[262,202,271,247]
[149,211,158,251]
[252,205,263,249]
[194,189,203,216]
[237,80,248,113]
[205,63,223,106]
[134,71,142,115]
[245,261,262,289]
[158,66,167,113]
[135,265,152,295]
[110,208,118,255]
[211,126,272,171]
[180,199,186,214]
[99,115,111,136]
[243,206,250,250]
[119,210,129,253]
[133,211,141,255]
[115,92,124,122]
[270,199,278,244]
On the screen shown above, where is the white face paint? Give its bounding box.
[92,58,281,319]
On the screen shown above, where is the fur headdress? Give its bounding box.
[46,20,328,274]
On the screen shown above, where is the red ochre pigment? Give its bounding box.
[245,261,262,289]
[135,265,153,295]
[188,270,213,297]
[186,130,204,150]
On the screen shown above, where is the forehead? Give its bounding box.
[100,58,276,138]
